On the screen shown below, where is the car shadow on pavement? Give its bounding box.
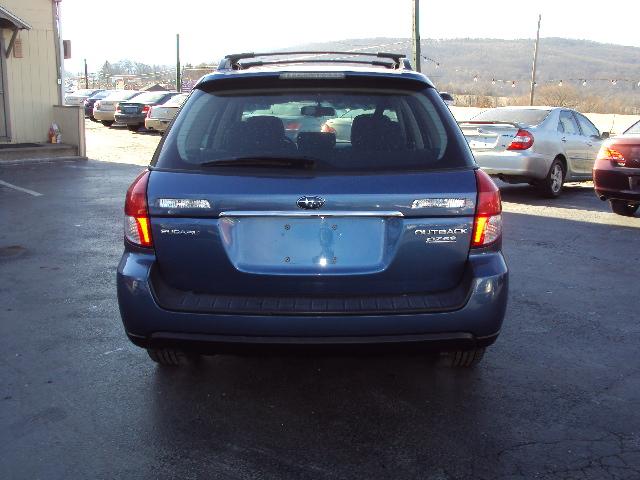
[499,182,609,213]
[147,353,492,477]
[132,129,163,136]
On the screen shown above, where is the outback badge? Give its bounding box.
[297,196,325,210]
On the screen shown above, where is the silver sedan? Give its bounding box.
[460,106,607,197]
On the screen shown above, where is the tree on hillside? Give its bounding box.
[536,85,580,108]
[98,61,112,81]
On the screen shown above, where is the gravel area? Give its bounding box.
[85,119,161,165]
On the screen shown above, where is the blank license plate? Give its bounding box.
[222,217,386,272]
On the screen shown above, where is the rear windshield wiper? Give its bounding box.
[199,156,316,169]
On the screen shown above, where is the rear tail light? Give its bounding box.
[472,169,502,248]
[321,123,336,134]
[124,170,153,248]
[94,101,101,109]
[142,105,151,117]
[116,104,121,113]
[285,121,301,131]
[597,144,626,166]
[507,129,534,150]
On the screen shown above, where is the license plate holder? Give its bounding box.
[221,216,387,273]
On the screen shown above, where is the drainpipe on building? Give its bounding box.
[52,0,64,105]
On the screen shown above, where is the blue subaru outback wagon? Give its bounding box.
[117,51,508,367]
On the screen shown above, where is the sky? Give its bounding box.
[61,0,640,73]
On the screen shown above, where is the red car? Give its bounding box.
[593,120,640,216]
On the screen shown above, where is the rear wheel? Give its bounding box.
[147,348,199,366]
[610,200,639,217]
[101,120,114,127]
[539,158,565,198]
[128,124,142,132]
[439,347,486,368]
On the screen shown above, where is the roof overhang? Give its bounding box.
[0,6,31,59]
[0,6,31,31]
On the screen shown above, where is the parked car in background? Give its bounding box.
[93,90,142,127]
[117,51,508,368]
[65,88,104,106]
[144,93,189,132]
[115,91,179,132]
[321,108,369,143]
[460,106,606,197]
[593,120,640,216]
[84,90,117,121]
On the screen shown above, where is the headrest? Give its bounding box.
[351,114,402,151]
[244,115,285,139]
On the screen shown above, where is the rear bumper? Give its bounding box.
[593,162,640,202]
[114,113,145,125]
[93,110,115,122]
[145,118,170,131]
[117,250,508,351]
[473,150,551,180]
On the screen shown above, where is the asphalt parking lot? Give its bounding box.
[1,139,640,478]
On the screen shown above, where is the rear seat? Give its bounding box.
[297,132,336,155]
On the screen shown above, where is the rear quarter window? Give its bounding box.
[153,81,473,173]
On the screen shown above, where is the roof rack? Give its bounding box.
[218,51,411,71]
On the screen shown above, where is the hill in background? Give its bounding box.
[288,37,640,113]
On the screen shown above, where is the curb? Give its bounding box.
[0,156,88,166]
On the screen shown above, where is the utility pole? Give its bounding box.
[412,0,421,72]
[176,34,181,93]
[529,14,542,106]
[84,59,88,88]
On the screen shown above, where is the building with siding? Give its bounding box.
[0,1,83,156]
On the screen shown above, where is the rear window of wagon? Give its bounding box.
[152,82,474,173]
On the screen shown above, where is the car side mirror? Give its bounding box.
[601,131,610,140]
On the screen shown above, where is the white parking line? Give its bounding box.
[0,180,43,197]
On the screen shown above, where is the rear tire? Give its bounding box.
[439,347,486,368]
[147,348,198,366]
[610,200,639,217]
[539,158,565,198]
[101,120,114,127]
[128,124,141,132]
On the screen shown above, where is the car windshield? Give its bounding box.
[90,90,113,100]
[624,120,640,134]
[472,108,551,126]
[131,92,171,104]
[154,86,471,173]
[103,90,141,101]
[71,89,98,96]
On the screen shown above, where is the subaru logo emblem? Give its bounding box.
[297,196,325,210]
